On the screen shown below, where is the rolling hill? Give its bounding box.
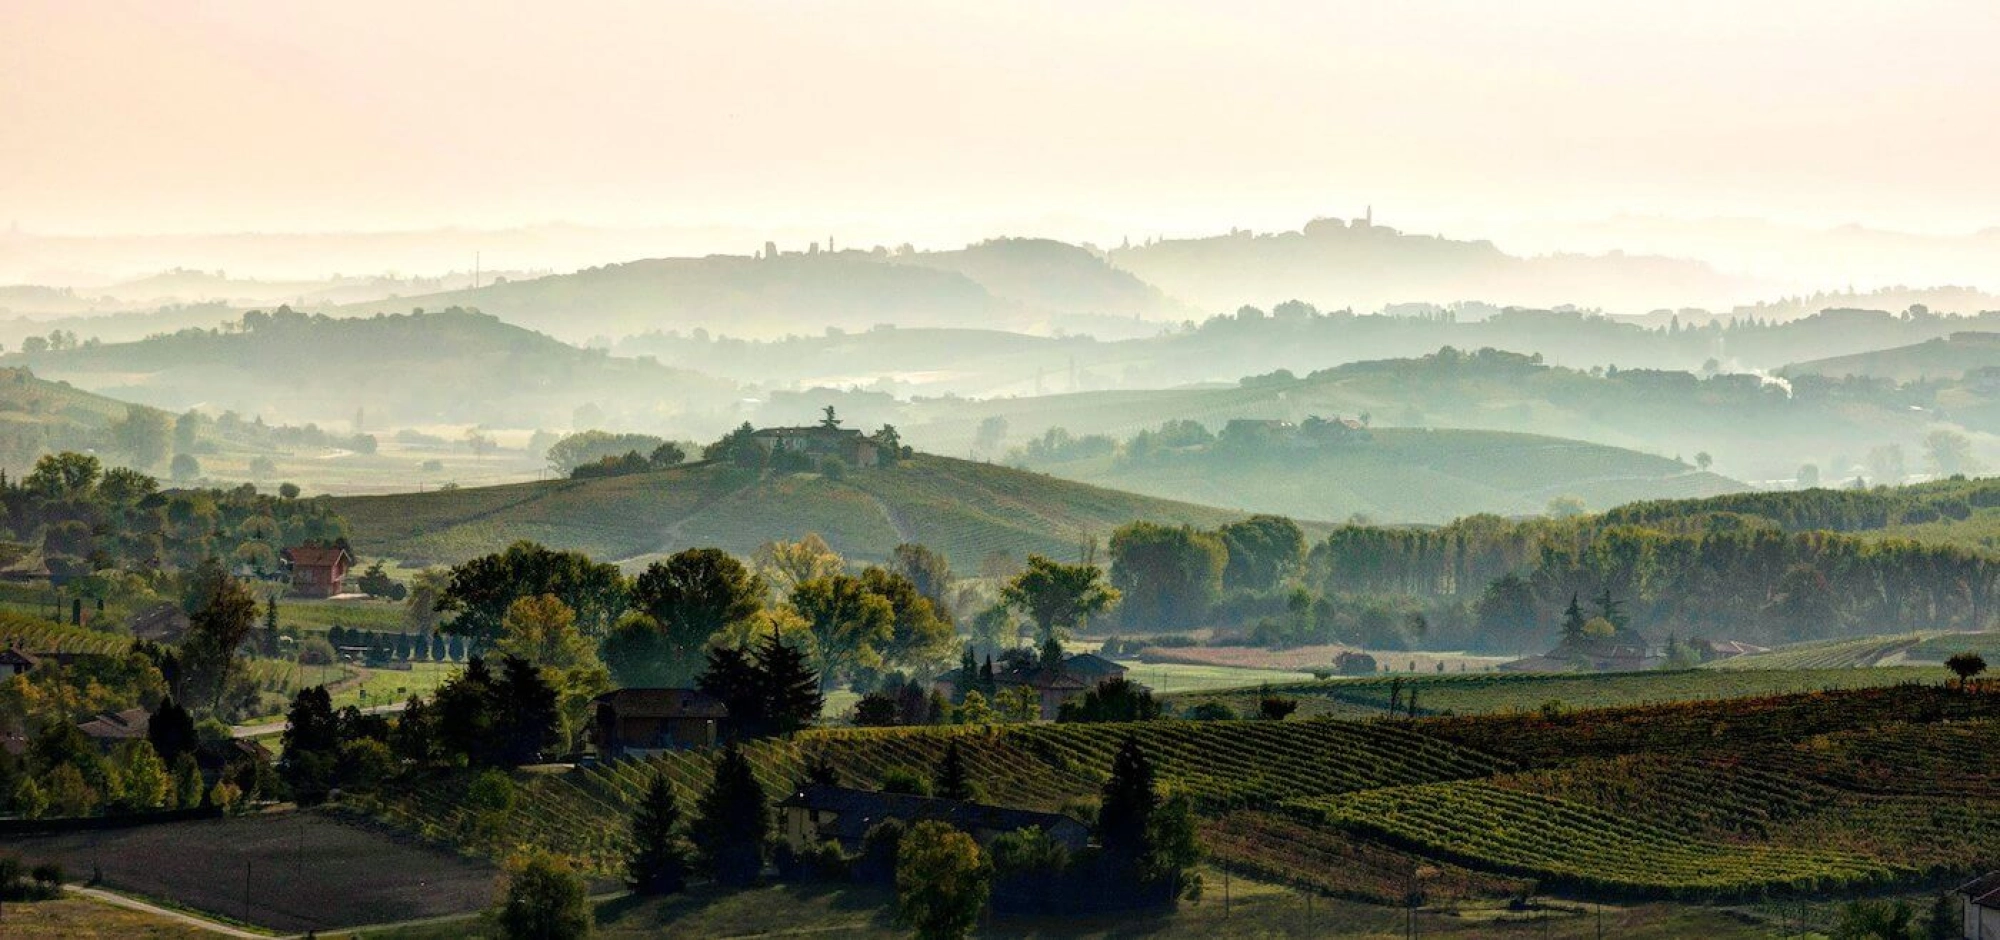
[1781,331,2000,382]
[0,365,159,475]
[4,307,740,432]
[340,239,1183,341]
[894,347,1992,483]
[332,453,1269,568]
[1019,427,1742,523]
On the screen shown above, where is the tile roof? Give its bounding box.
[591,688,729,719]
[77,707,151,740]
[282,546,351,568]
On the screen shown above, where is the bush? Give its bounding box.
[880,767,932,796]
[500,850,592,940]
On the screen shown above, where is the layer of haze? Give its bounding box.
[5,0,1998,266]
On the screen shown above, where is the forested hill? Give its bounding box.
[1780,331,2000,383]
[1014,427,1741,524]
[338,239,1183,340]
[1601,476,2000,544]
[2,307,740,432]
[332,453,1264,568]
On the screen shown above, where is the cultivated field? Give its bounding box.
[7,810,501,933]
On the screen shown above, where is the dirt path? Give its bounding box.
[65,886,278,939]
[864,491,917,544]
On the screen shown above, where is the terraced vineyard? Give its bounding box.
[1285,781,1895,896]
[0,612,131,655]
[378,719,1505,872]
[1199,810,1531,905]
[1168,666,1941,719]
[372,682,2000,900]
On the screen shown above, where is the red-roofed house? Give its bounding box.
[282,545,352,598]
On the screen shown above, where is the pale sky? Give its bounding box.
[5,0,1999,246]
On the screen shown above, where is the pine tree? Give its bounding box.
[628,771,691,895]
[698,645,768,738]
[935,739,973,801]
[978,655,996,698]
[757,628,823,736]
[1561,593,1588,640]
[492,655,561,767]
[691,742,769,886]
[263,596,280,654]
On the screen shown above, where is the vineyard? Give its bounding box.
[376,719,1506,872]
[1166,665,1942,719]
[0,611,130,656]
[1705,634,1926,670]
[1284,781,1896,896]
[371,682,2000,901]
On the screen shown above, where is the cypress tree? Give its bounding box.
[1097,736,1158,868]
[935,739,973,802]
[691,742,768,886]
[146,695,197,765]
[431,631,447,662]
[628,771,691,895]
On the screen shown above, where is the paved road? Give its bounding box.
[231,701,404,739]
[65,885,277,939]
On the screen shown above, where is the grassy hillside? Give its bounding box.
[6,307,738,432]
[1782,330,2000,382]
[0,365,149,473]
[1023,427,1740,523]
[333,454,1266,567]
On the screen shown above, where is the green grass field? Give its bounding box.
[333,454,1263,567]
[340,873,1793,939]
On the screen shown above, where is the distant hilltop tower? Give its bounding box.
[1364,205,1373,227]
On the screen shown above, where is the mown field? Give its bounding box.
[370,677,1998,905]
[333,454,1264,567]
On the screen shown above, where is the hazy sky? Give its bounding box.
[6,0,1999,246]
